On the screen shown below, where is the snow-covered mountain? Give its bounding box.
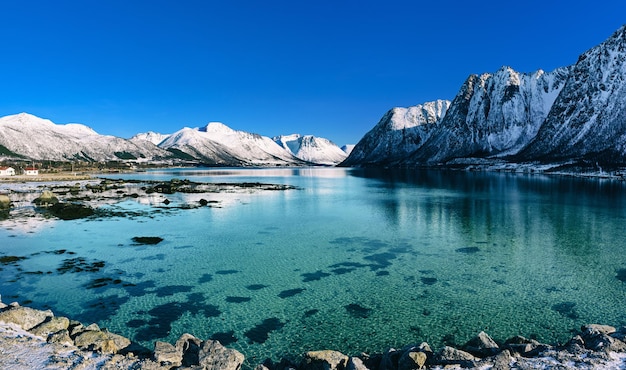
[157,122,307,166]
[517,25,626,163]
[341,100,450,166]
[343,25,626,167]
[0,113,171,161]
[130,131,171,146]
[273,134,348,165]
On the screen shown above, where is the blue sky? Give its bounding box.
[1,1,624,145]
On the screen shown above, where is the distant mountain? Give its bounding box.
[157,122,307,166]
[0,113,171,161]
[130,131,171,146]
[342,25,626,168]
[273,134,348,165]
[341,100,450,166]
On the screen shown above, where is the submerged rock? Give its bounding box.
[132,236,164,245]
[48,202,94,220]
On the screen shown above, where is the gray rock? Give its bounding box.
[490,349,513,370]
[0,306,53,330]
[302,350,349,370]
[32,190,59,206]
[29,316,70,338]
[175,333,203,366]
[198,339,245,370]
[0,194,11,209]
[433,346,476,367]
[463,331,500,357]
[347,357,370,370]
[582,324,617,336]
[47,329,74,346]
[398,351,427,370]
[73,329,130,354]
[154,340,182,367]
[378,348,400,370]
[504,335,545,357]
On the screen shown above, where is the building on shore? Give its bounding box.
[0,166,16,176]
[24,167,39,176]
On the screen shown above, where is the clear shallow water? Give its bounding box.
[1,168,626,366]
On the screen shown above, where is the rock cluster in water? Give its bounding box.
[1,295,626,369]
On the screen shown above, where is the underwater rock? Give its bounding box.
[131,236,164,245]
[48,202,95,220]
[302,350,349,370]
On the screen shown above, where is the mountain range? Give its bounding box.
[0,114,348,166]
[1,25,625,169]
[343,25,626,169]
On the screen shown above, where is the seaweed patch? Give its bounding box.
[244,318,285,344]
[301,270,331,282]
[246,284,268,291]
[225,296,252,303]
[345,303,372,319]
[278,288,305,298]
[456,247,480,254]
[216,269,239,275]
[210,331,238,346]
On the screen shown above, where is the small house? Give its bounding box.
[0,166,16,176]
[24,167,39,176]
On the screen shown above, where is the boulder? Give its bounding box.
[154,340,182,367]
[47,329,74,346]
[582,324,616,336]
[32,190,59,206]
[73,329,131,354]
[198,340,245,370]
[433,346,476,367]
[175,333,203,366]
[398,351,427,370]
[302,350,349,370]
[463,331,500,357]
[29,316,70,338]
[378,348,400,370]
[347,357,370,370]
[490,349,513,370]
[0,306,53,330]
[0,194,11,209]
[504,335,545,357]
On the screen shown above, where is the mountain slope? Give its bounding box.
[341,100,450,166]
[159,122,306,166]
[517,25,626,163]
[0,113,170,161]
[274,134,348,165]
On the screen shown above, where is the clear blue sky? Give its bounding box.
[1,1,624,145]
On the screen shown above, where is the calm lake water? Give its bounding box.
[1,167,626,366]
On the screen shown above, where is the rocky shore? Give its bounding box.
[1,295,625,370]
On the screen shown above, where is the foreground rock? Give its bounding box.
[1,295,626,369]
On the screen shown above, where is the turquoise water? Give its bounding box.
[1,168,626,367]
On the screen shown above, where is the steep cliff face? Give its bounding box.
[341,100,450,166]
[407,66,570,164]
[517,25,626,163]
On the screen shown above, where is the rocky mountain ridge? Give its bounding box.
[343,25,626,168]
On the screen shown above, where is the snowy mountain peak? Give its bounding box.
[273,134,348,165]
[130,131,171,146]
[201,121,234,134]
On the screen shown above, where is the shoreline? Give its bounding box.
[1,297,625,370]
